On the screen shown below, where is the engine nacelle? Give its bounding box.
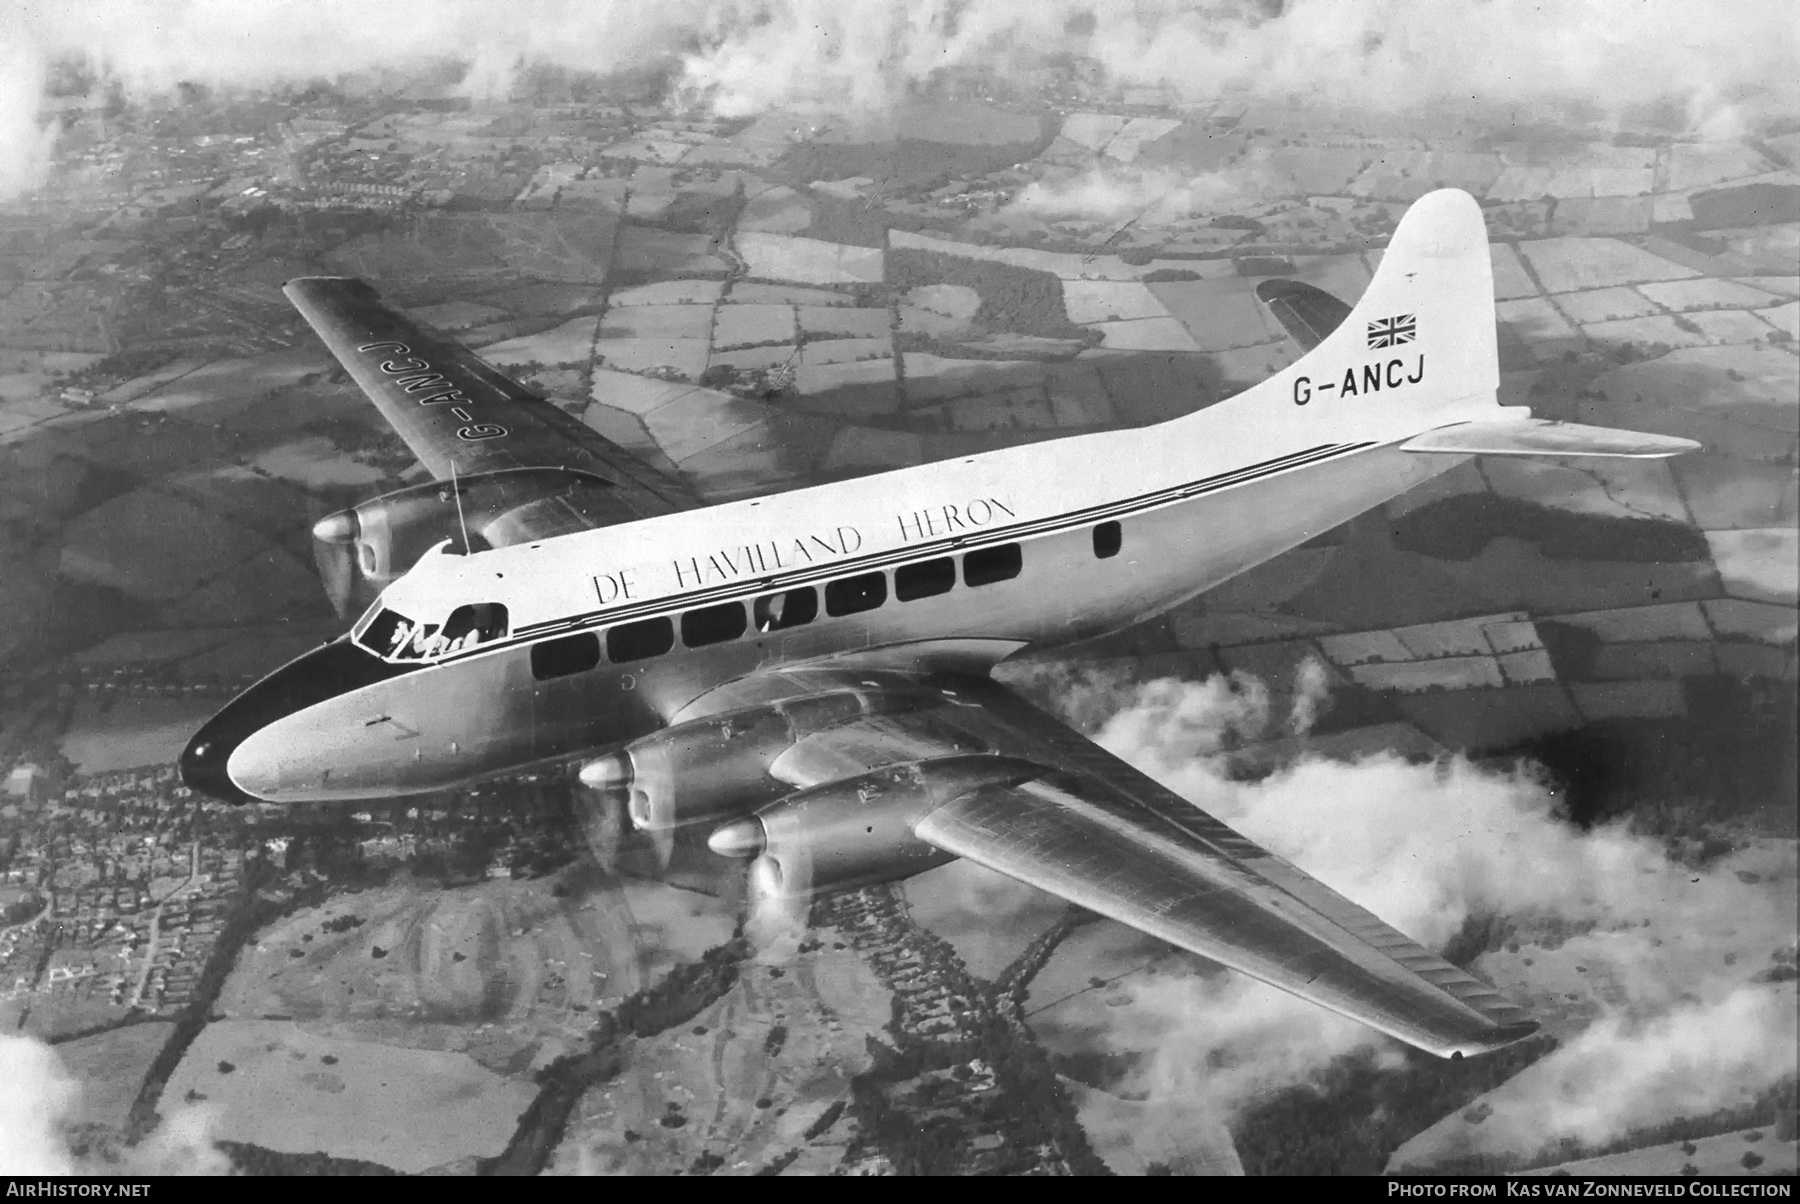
[311,467,639,618]
[708,755,1042,899]
[584,687,942,834]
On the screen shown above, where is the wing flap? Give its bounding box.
[915,773,1538,1059]
[1401,417,1701,459]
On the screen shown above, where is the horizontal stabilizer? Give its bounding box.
[1255,278,1352,352]
[1401,418,1702,459]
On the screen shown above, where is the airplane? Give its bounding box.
[180,189,1699,1059]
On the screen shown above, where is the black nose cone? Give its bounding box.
[178,636,409,804]
[180,726,256,805]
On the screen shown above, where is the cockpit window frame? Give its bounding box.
[358,600,510,662]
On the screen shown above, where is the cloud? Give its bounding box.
[1034,671,1798,1163]
[5,0,1796,199]
[0,35,56,201]
[1446,987,1798,1158]
[0,1033,78,1174]
[127,1104,233,1176]
[0,1031,232,1175]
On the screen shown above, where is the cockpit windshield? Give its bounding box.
[355,603,508,661]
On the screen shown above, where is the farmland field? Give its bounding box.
[799,337,889,366]
[600,304,714,342]
[737,233,883,285]
[1637,277,1787,311]
[1494,297,1581,355]
[1555,287,1660,325]
[1517,237,1699,292]
[1688,309,1784,344]
[1705,529,1798,604]
[1553,602,1711,642]
[1147,278,1279,351]
[1062,281,1170,325]
[479,316,600,367]
[796,305,890,338]
[595,338,709,380]
[1480,456,1691,523]
[1092,317,1200,352]
[608,279,725,307]
[713,303,797,348]
[165,1020,536,1173]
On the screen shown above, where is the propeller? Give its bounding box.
[572,772,628,874]
[710,818,811,954]
[576,754,672,875]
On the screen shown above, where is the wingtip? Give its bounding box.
[1451,1019,1542,1059]
[283,276,380,300]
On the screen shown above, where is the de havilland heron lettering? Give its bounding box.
[180,190,1698,1059]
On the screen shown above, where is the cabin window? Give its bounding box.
[1093,521,1122,559]
[440,603,509,653]
[963,543,1022,587]
[895,557,956,601]
[608,616,675,663]
[681,601,747,648]
[531,631,600,680]
[754,587,817,632]
[825,571,887,617]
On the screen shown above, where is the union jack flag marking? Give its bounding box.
[1367,314,1416,349]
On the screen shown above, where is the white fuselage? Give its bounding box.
[222,384,1473,803]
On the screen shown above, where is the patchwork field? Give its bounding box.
[595,338,709,380]
[799,338,889,366]
[1062,281,1170,325]
[1705,529,1799,604]
[1147,278,1281,351]
[1494,298,1581,357]
[1582,315,1712,351]
[1686,309,1783,343]
[1517,237,1698,293]
[713,304,796,348]
[250,437,387,487]
[59,488,267,600]
[796,305,889,338]
[610,280,726,307]
[1480,456,1692,523]
[1555,287,1660,324]
[216,874,735,1079]
[52,1021,177,1132]
[737,233,883,285]
[479,316,600,368]
[165,1019,536,1172]
[547,936,893,1176]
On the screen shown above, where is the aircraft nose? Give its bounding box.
[179,729,247,804]
[179,637,406,804]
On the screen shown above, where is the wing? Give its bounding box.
[285,276,696,515]
[1255,278,1352,351]
[683,666,1537,1059]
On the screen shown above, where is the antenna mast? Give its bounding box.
[451,461,472,554]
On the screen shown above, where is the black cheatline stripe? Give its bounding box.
[469,441,1370,657]
[509,442,1356,641]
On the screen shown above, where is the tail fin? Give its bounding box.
[1198,189,1504,447]
[1209,189,1699,459]
[1330,187,1500,414]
